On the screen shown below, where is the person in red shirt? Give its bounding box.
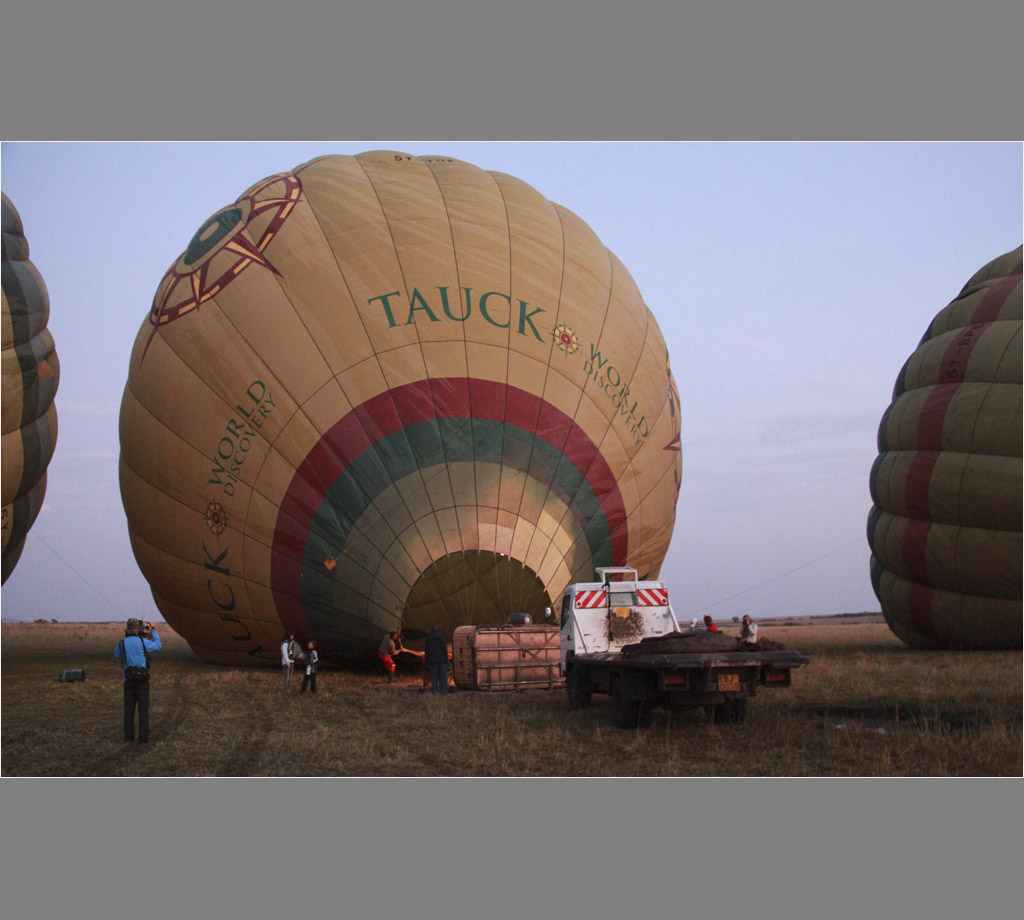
[378,631,399,683]
[703,615,719,632]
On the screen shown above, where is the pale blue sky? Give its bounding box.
[1,142,1020,623]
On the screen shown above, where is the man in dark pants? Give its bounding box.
[300,639,319,694]
[424,625,449,695]
[115,618,162,743]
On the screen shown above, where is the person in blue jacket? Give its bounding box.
[115,618,162,743]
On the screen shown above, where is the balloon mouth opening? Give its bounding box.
[399,550,551,641]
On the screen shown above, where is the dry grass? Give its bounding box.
[2,619,1020,776]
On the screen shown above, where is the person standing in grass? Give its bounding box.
[424,625,449,695]
[281,633,302,694]
[115,618,162,743]
[378,631,399,683]
[300,640,319,694]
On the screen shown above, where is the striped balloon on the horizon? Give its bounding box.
[2,192,59,585]
[868,245,1022,649]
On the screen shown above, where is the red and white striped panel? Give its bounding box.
[637,587,668,606]
[574,589,608,608]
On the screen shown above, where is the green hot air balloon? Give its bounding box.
[119,152,682,666]
[2,192,59,584]
[868,245,1022,649]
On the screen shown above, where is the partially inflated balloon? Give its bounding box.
[2,193,59,584]
[119,153,682,665]
[868,246,1022,649]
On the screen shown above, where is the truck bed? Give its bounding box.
[567,646,811,727]
[573,649,810,669]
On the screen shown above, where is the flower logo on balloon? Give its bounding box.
[553,323,580,356]
[205,502,228,535]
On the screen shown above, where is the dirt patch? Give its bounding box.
[608,607,649,641]
[621,631,741,655]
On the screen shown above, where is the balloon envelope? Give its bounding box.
[119,153,682,665]
[868,245,1022,649]
[2,192,59,584]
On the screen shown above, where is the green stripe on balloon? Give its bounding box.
[299,416,614,615]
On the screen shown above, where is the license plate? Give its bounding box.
[717,673,740,692]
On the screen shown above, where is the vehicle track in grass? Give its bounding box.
[85,667,198,775]
[164,668,276,776]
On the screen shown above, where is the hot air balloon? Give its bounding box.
[868,245,1022,649]
[2,192,59,584]
[119,152,682,666]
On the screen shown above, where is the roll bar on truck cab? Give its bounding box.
[559,567,678,665]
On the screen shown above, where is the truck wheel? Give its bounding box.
[612,681,642,729]
[566,669,591,710]
[710,698,747,724]
[636,700,654,728]
[708,702,731,724]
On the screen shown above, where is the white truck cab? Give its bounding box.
[559,566,679,672]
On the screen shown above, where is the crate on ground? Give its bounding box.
[452,624,564,691]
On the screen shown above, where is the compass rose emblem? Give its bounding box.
[205,502,228,535]
[144,173,303,353]
[553,323,580,356]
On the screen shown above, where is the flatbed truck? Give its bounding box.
[559,567,810,728]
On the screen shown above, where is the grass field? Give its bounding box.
[2,619,1020,776]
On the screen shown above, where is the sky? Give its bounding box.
[1,142,1021,625]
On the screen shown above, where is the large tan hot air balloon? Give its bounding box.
[119,152,682,666]
[868,245,1022,650]
[2,192,59,584]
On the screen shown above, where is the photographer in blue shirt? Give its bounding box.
[114,618,162,743]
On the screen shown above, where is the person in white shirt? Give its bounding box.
[280,633,302,694]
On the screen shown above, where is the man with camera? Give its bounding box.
[115,618,162,743]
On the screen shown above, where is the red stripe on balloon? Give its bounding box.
[972,276,1017,324]
[937,321,991,385]
[272,378,628,632]
[913,321,993,487]
[468,378,506,421]
[896,318,1003,648]
[904,451,939,518]
[916,385,957,451]
[907,582,937,640]
[901,517,931,585]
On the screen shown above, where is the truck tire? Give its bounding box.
[566,668,591,710]
[612,680,644,729]
[708,697,748,724]
[707,702,730,724]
